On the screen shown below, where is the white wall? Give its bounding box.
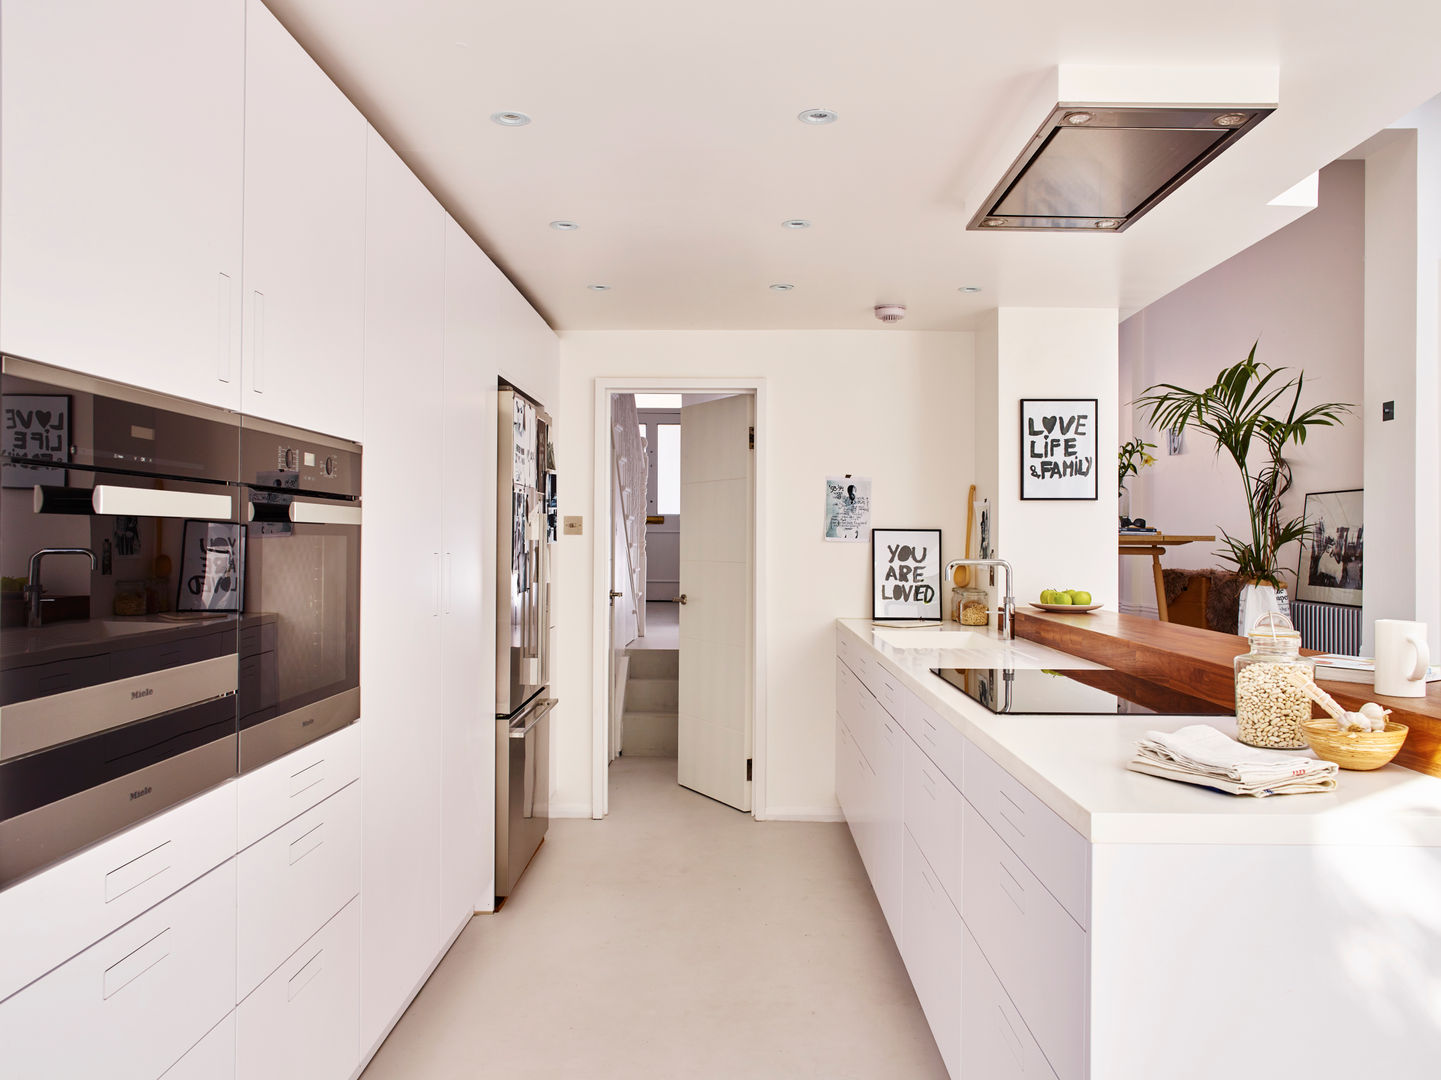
[975,308,1120,610]
[1119,161,1365,613]
[551,331,974,818]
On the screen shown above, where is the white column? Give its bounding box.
[973,308,1120,609]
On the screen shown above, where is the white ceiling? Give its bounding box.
[266,0,1441,331]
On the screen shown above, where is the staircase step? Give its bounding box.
[621,710,677,757]
[627,649,678,679]
[626,677,678,712]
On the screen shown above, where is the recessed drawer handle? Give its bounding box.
[287,948,324,1002]
[104,840,172,903]
[998,861,1026,914]
[288,821,325,865]
[920,868,937,895]
[997,807,1026,839]
[996,1005,1026,1066]
[103,928,171,999]
[1000,788,1027,815]
[289,758,326,798]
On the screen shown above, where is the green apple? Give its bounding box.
[1071,590,1092,605]
[1052,592,1072,605]
[1039,588,1057,604]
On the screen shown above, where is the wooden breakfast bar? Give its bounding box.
[1016,608,1441,777]
[1117,532,1215,621]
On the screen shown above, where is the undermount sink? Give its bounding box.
[872,627,990,650]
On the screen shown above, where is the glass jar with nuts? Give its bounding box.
[958,586,989,627]
[1233,612,1315,749]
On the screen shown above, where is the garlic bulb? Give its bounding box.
[1358,701,1392,732]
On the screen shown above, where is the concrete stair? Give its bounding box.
[621,649,678,757]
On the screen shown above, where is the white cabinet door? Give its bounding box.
[163,1013,237,1080]
[871,698,905,940]
[0,0,244,407]
[439,216,500,923]
[359,129,446,1047]
[241,0,366,440]
[901,828,962,1076]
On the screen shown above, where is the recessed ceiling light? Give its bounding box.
[587,284,611,291]
[798,108,838,125]
[1063,111,1094,125]
[981,217,1009,227]
[549,220,579,231]
[781,219,811,230]
[491,111,531,127]
[959,286,983,293]
[769,283,795,291]
[1093,218,1121,230]
[1213,112,1249,128]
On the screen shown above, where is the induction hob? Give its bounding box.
[931,667,1232,716]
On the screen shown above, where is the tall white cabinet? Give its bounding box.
[241,0,366,440]
[359,130,447,1045]
[0,0,245,409]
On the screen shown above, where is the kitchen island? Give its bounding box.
[836,617,1441,1080]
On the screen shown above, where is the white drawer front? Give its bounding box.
[236,897,361,1080]
[903,735,962,911]
[163,1012,237,1080]
[237,723,360,850]
[0,860,237,1080]
[905,694,965,790]
[962,741,1089,928]
[869,660,905,720]
[0,782,237,1002]
[961,926,1059,1080]
[901,828,961,1076]
[962,800,1086,1080]
[237,780,361,999]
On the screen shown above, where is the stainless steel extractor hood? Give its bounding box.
[967,103,1273,233]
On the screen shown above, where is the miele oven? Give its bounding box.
[0,357,242,889]
[237,417,361,772]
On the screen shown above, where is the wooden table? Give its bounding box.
[1118,533,1215,622]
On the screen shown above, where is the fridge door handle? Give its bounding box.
[509,698,557,739]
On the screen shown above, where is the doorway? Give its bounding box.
[590,380,767,820]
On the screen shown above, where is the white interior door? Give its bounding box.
[609,464,629,762]
[677,395,754,812]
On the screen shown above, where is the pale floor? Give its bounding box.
[629,600,679,650]
[360,756,946,1080]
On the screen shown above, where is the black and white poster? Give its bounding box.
[823,476,871,542]
[872,528,942,621]
[1020,398,1098,500]
[1297,489,1363,607]
[178,520,244,613]
[2,394,69,488]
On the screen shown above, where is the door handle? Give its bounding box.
[674,594,687,605]
[609,590,623,600]
[509,698,558,738]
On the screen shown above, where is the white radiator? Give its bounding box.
[1291,600,1361,655]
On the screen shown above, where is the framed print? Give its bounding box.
[177,520,244,613]
[1020,398,1098,500]
[1297,489,1362,607]
[872,528,942,621]
[2,394,70,488]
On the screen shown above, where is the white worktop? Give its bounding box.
[839,618,1441,846]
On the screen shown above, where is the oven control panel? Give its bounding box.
[240,423,361,500]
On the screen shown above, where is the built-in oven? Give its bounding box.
[238,418,361,772]
[0,357,242,889]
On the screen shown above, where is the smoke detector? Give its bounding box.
[874,304,907,324]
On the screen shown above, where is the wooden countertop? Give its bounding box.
[1015,608,1441,778]
[1117,533,1214,545]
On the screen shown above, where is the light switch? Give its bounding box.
[1383,400,1395,421]
[563,516,583,536]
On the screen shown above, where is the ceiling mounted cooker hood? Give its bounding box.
[968,103,1273,233]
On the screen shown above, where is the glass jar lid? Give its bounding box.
[1246,611,1301,644]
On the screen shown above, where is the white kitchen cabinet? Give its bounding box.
[0,860,237,1080]
[903,735,963,911]
[868,694,905,939]
[901,829,963,1078]
[438,217,501,924]
[236,780,361,999]
[961,926,1058,1080]
[236,898,361,1080]
[359,128,446,1047]
[236,723,362,851]
[163,1013,237,1080]
[0,781,237,1004]
[241,0,366,440]
[0,0,244,408]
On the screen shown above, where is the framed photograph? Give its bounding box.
[1297,489,1363,607]
[177,520,245,613]
[872,528,942,621]
[2,394,70,488]
[1020,398,1098,500]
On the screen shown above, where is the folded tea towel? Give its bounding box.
[1127,724,1339,797]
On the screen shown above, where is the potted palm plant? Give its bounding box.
[1134,344,1351,629]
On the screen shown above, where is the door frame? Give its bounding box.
[591,378,768,820]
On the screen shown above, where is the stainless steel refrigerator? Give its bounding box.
[495,384,555,899]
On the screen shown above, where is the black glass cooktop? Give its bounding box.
[931,667,1231,716]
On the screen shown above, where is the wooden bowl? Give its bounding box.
[1301,720,1409,771]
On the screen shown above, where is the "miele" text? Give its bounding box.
[130,687,154,700]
